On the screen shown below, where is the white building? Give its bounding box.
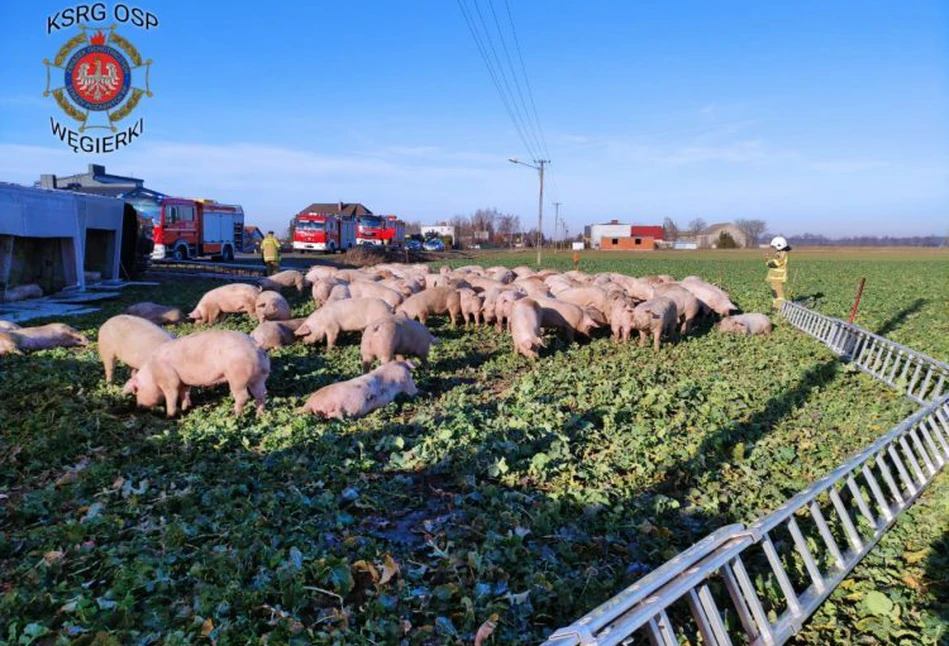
[421,225,456,241]
[588,220,632,249]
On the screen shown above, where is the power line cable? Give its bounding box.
[456,0,538,160]
[468,0,543,159]
[464,0,541,159]
[485,0,546,159]
[503,0,550,160]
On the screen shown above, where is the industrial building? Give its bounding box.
[0,183,126,297]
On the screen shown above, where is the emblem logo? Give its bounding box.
[44,25,152,133]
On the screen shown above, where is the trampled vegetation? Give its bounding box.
[2,249,947,645]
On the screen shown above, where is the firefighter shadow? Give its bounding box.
[874,298,926,337]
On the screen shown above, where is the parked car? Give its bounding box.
[423,239,445,252]
[405,239,422,251]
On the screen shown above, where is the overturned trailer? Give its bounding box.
[0,183,125,298]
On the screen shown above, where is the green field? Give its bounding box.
[1,249,947,645]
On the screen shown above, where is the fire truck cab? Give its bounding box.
[293,212,356,253]
[151,198,244,261]
[356,214,406,247]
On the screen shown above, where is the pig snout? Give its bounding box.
[122,375,138,395]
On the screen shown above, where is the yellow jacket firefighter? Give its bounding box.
[261,234,280,262]
[766,251,788,282]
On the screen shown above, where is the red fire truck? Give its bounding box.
[356,214,406,247]
[381,215,406,247]
[292,212,356,253]
[151,198,244,261]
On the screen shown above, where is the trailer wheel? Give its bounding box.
[327,241,337,254]
[173,244,188,260]
[221,245,234,262]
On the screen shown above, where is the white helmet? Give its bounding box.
[770,236,789,251]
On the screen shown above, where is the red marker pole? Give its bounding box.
[849,277,866,324]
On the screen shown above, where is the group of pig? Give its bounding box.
[0,262,772,421]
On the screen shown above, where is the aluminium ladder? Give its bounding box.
[541,301,948,646]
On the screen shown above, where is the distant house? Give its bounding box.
[682,222,747,249]
[298,201,373,217]
[601,235,657,250]
[585,221,665,249]
[589,220,632,249]
[243,226,264,252]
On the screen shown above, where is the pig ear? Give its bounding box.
[294,324,311,337]
[405,360,419,370]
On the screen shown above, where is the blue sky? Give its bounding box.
[1,0,947,237]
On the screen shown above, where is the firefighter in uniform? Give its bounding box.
[765,236,791,310]
[572,250,580,271]
[261,231,281,276]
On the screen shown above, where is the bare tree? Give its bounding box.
[404,220,422,236]
[449,214,473,249]
[472,208,499,238]
[662,217,680,242]
[496,213,517,247]
[687,218,707,236]
[734,218,767,248]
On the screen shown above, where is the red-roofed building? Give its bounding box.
[631,225,664,240]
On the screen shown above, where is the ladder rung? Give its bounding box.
[931,373,945,401]
[761,533,802,617]
[646,609,678,646]
[851,464,888,529]
[909,427,936,476]
[810,501,845,570]
[887,444,917,497]
[721,560,763,643]
[687,584,733,646]
[829,487,863,551]
[729,555,775,644]
[898,356,913,383]
[874,453,904,507]
[845,474,879,530]
[887,352,903,383]
[899,436,927,485]
[907,362,924,398]
[918,367,934,401]
[878,350,893,378]
[787,517,825,593]
[926,417,949,459]
[872,344,886,371]
[933,410,949,446]
[918,423,944,468]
